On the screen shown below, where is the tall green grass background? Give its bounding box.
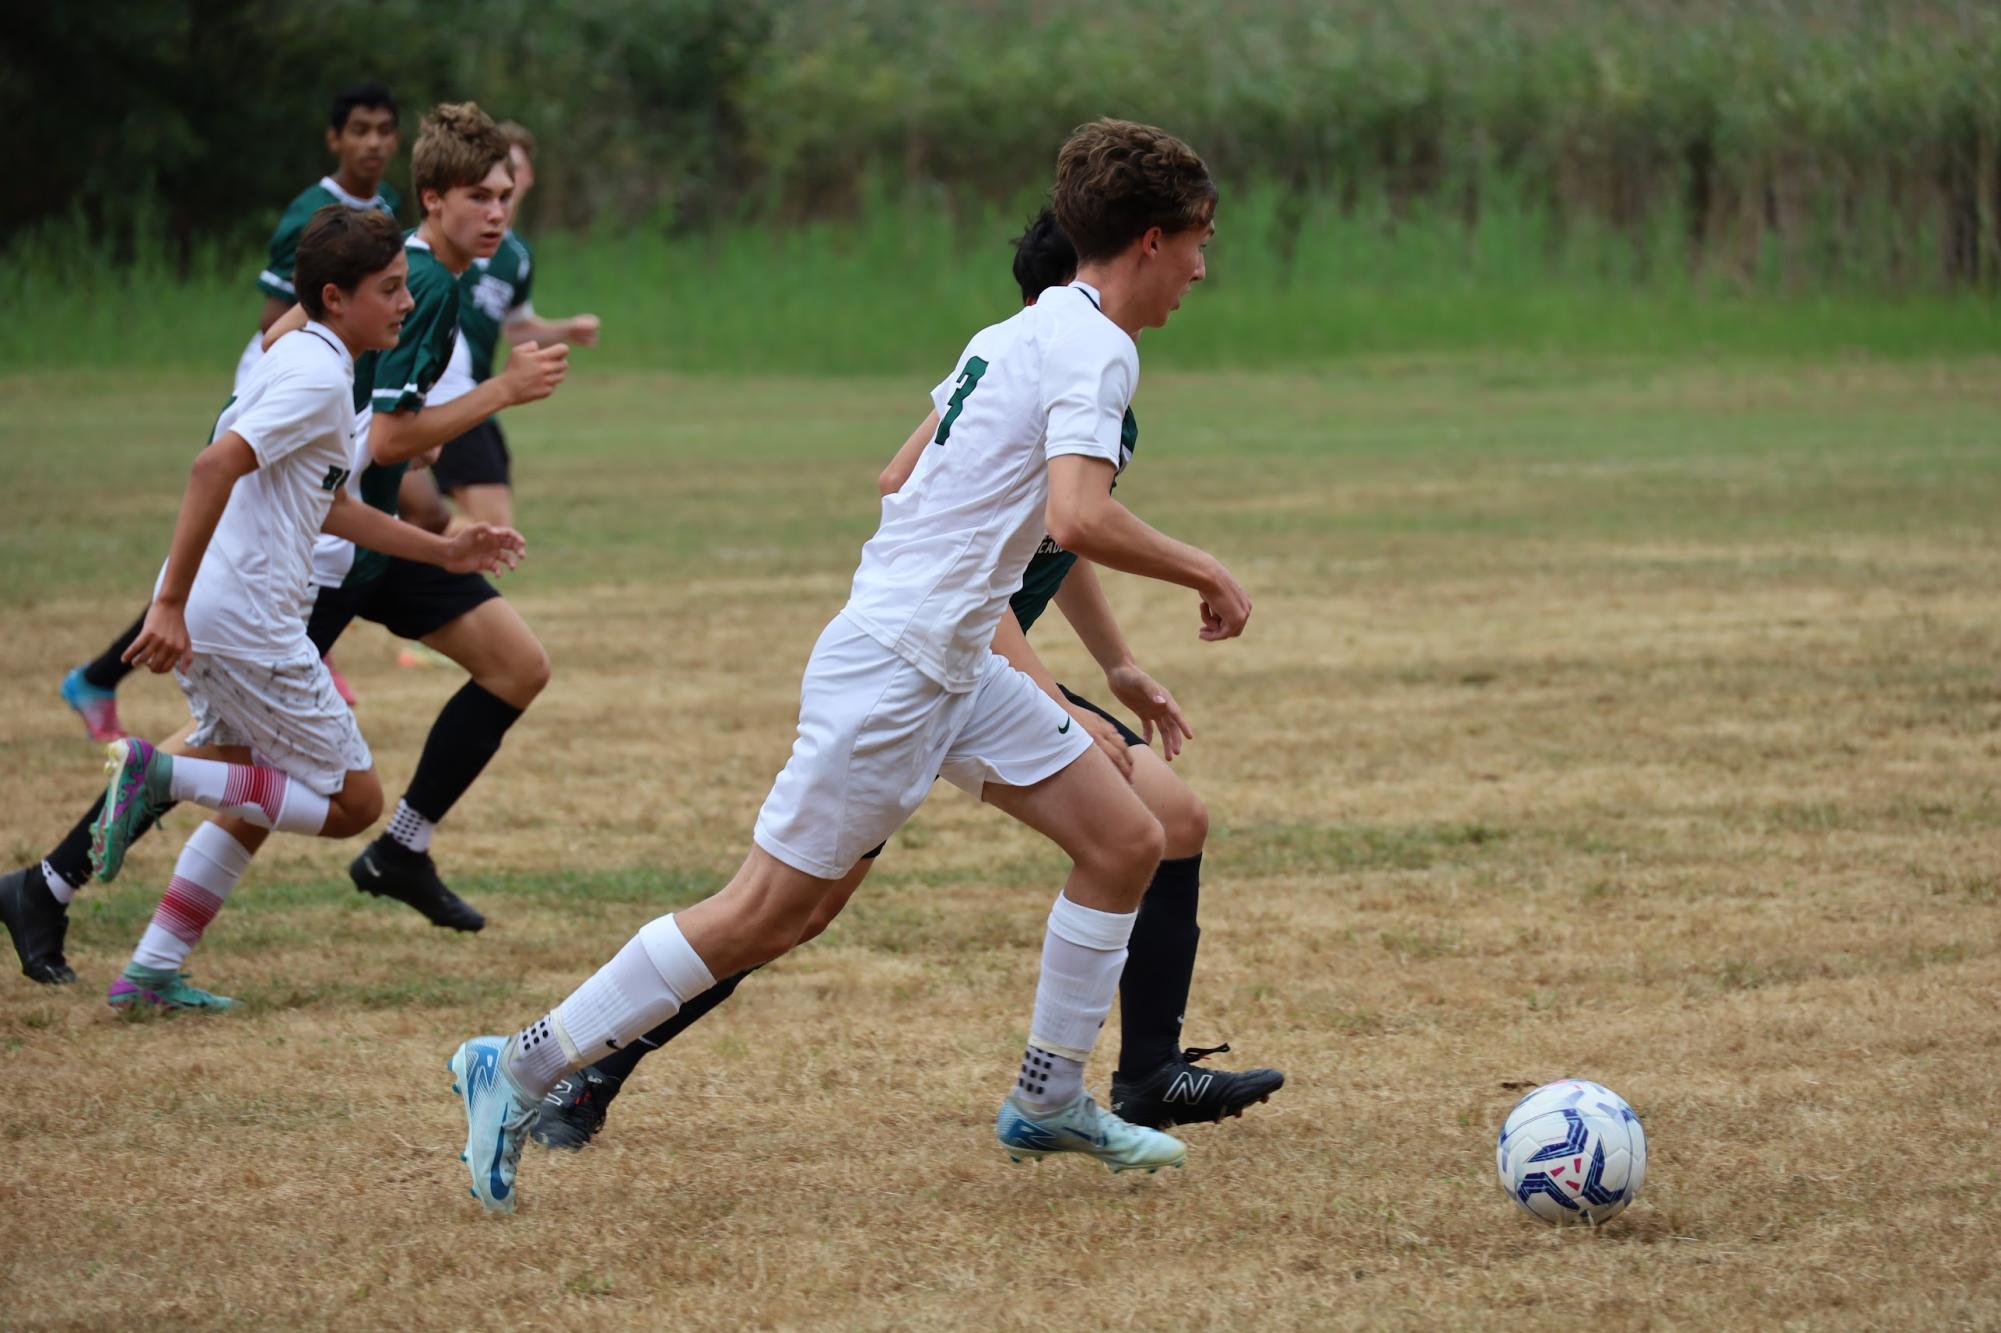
[6,0,1998,374]
[5,187,1995,376]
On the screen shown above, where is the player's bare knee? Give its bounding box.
[511,642,553,702]
[1077,811,1165,888]
[1160,788,1208,859]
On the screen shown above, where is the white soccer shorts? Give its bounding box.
[752,612,1093,879]
[176,641,372,796]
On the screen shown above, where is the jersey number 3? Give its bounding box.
[932,356,989,446]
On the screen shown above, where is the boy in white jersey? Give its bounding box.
[84,207,524,1009]
[446,119,1249,1213]
[58,82,402,743]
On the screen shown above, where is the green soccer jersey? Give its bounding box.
[344,235,460,586]
[257,176,403,302]
[458,230,534,384]
[1009,407,1140,633]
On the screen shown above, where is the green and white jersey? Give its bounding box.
[257,176,403,301]
[459,230,534,384]
[310,233,461,589]
[1009,407,1140,633]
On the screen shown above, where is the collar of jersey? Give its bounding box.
[301,319,355,375]
[318,174,387,211]
[1069,280,1104,310]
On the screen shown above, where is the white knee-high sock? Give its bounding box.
[168,756,328,834]
[131,822,254,971]
[503,914,717,1097]
[1016,893,1138,1112]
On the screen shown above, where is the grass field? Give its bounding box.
[3,357,2001,1328]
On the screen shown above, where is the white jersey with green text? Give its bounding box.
[841,281,1136,692]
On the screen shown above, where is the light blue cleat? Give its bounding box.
[995,1090,1188,1174]
[449,1037,534,1214]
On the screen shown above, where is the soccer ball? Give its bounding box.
[1495,1079,1647,1225]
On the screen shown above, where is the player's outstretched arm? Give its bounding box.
[878,409,942,496]
[1045,455,1251,641]
[507,307,599,349]
[1052,561,1194,758]
[990,610,1134,780]
[124,434,260,674]
[262,303,309,352]
[367,340,569,466]
[321,490,526,576]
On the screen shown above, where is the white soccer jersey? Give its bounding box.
[172,321,357,661]
[842,282,1137,691]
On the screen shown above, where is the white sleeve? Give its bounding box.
[227,365,336,469]
[1041,323,1135,466]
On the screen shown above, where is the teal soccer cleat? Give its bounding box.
[449,1037,535,1215]
[995,1090,1188,1174]
[90,738,173,882]
[107,963,237,1011]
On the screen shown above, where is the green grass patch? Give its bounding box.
[5,189,1996,377]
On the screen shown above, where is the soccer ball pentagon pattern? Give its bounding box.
[1496,1079,1647,1225]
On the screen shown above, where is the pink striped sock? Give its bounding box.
[168,755,330,834]
[131,822,254,971]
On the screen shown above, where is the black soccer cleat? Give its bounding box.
[529,1065,624,1151]
[349,838,486,932]
[1110,1043,1286,1129]
[0,864,76,985]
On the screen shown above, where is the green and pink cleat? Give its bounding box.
[90,738,174,882]
[107,962,236,1011]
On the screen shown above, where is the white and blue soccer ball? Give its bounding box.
[1496,1079,1647,1225]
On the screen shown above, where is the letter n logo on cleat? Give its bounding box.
[1165,1071,1213,1104]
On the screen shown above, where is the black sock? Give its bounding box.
[398,681,524,826]
[595,967,754,1083]
[80,611,148,692]
[1117,853,1203,1078]
[43,793,176,891]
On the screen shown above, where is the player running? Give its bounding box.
[3,104,564,985]
[529,208,1282,1150]
[447,118,1250,1213]
[422,121,600,533]
[10,207,522,1008]
[59,81,404,742]
[261,102,568,933]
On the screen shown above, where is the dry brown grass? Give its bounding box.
[3,362,2000,1330]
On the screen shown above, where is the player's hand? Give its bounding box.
[1105,663,1193,761]
[124,601,193,675]
[1070,705,1134,782]
[1197,560,1252,642]
[501,340,569,406]
[409,445,442,471]
[564,314,601,348]
[441,523,526,576]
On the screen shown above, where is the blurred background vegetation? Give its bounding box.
[4,0,1997,372]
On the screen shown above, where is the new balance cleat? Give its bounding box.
[449,1037,534,1214]
[107,963,236,1011]
[351,838,485,931]
[995,1091,1187,1173]
[91,738,173,882]
[1110,1044,1286,1129]
[0,865,75,985]
[61,666,126,743]
[529,1065,623,1151]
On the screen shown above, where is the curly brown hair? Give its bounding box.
[295,205,406,319]
[411,102,509,212]
[1051,119,1216,264]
